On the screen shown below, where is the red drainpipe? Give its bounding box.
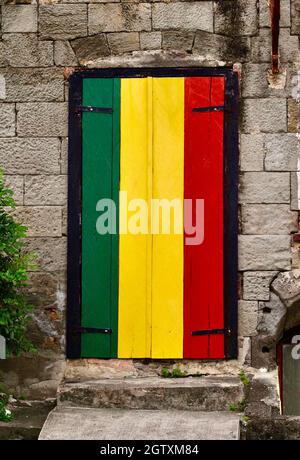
[270,0,281,74]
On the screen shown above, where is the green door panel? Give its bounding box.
[81,78,120,358]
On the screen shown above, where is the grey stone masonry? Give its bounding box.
[12,207,62,238]
[239,172,290,204]
[1,68,64,102]
[0,0,299,380]
[0,138,61,175]
[39,5,88,40]
[17,102,68,137]
[251,28,300,63]
[89,4,151,34]
[25,237,67,273]
[24,175,67,206]
[4,175,24,206]
[2,5,37,33]
[153,2,213,31]
[242,98,287,133]
[140,32,162,51]
[241,204,298,235]
[238,300,258,336]
[0,34,53,67]
[71,35,109,62]
[214,0,258,36]
[239,236,291,271]
[108,32,140,54]
[260,0,291,28]
[243,272,278,301]
[291,0,300,34]
[240,134,264,171]
[0,103,15,137]
[264,134,299,171]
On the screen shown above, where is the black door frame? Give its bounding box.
[66,67,239,359]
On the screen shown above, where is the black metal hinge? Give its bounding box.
[73,327,112,335]
[73,106,113,114]
[192,105,225,113]
[192,328,232,336]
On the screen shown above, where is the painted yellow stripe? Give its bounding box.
[151,77,184,358]
[118,77,152,358]
[118,77,184,359]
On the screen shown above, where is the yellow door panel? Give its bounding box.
[118,77,184,359]
[118,77,152,358]
[151,77,184,358]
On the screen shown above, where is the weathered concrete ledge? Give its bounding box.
[39,406,241,440]
[58,376,244,411]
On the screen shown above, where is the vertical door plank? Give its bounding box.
[151,77,184,359]
[184,76,225,359]
[81,78,120,358]
[118,77,152,358]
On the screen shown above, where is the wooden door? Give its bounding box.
[67,71,238,360]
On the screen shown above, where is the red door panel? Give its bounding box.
[184,76,225,359]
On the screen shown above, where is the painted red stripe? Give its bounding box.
[184,76,225,359]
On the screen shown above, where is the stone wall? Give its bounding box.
[0,0,299,397]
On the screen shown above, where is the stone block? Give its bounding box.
[162,31,195,52]
[54,41,78,66]
[0,138,61,174]
[39,5,87,40]
[108,32,140,54]
[17,102,68,137]
[140,32,162,51]
[243,271,278,301]
[61,138,68,174]
[258,293,286,342]
[25,237,67,272]
[2,5,37,33]
[240,134,264,171]
[0,103,15,136]
[89,4,151,33]
[25,175,67,206]
[12,206,62,237]
[238,300,258,336]
[238,235,291,270]
[0,33,53,67]
[214,0,258,36]
[3,68,64,102]
[4,175,24,205]
[291,172,300,210]
[291,0,300,34]
[239,172,290,203]
[288,98,300,133]
[242,63,291,98]
[241,204,298,235]
[264,134,299,171]
[251,28,300,63]
[193,30,250,62]
[71,34,109,62]
[260,0,291,27]
[153,2,213,31]
[241,98,287,133]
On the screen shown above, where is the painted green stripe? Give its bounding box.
[81,78,120,358]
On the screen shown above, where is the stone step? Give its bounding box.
[0,400,54,440]
[58,375,244,411]
[39,406,241,440]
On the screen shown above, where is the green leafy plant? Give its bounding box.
[229,399,247,413]
[239,369,250,387]
[0,170,35,355]
[0,393,13,423]
[161,366,187,378]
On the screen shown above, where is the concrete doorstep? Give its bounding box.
[38,375,243,440]
[39,406,241,440]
